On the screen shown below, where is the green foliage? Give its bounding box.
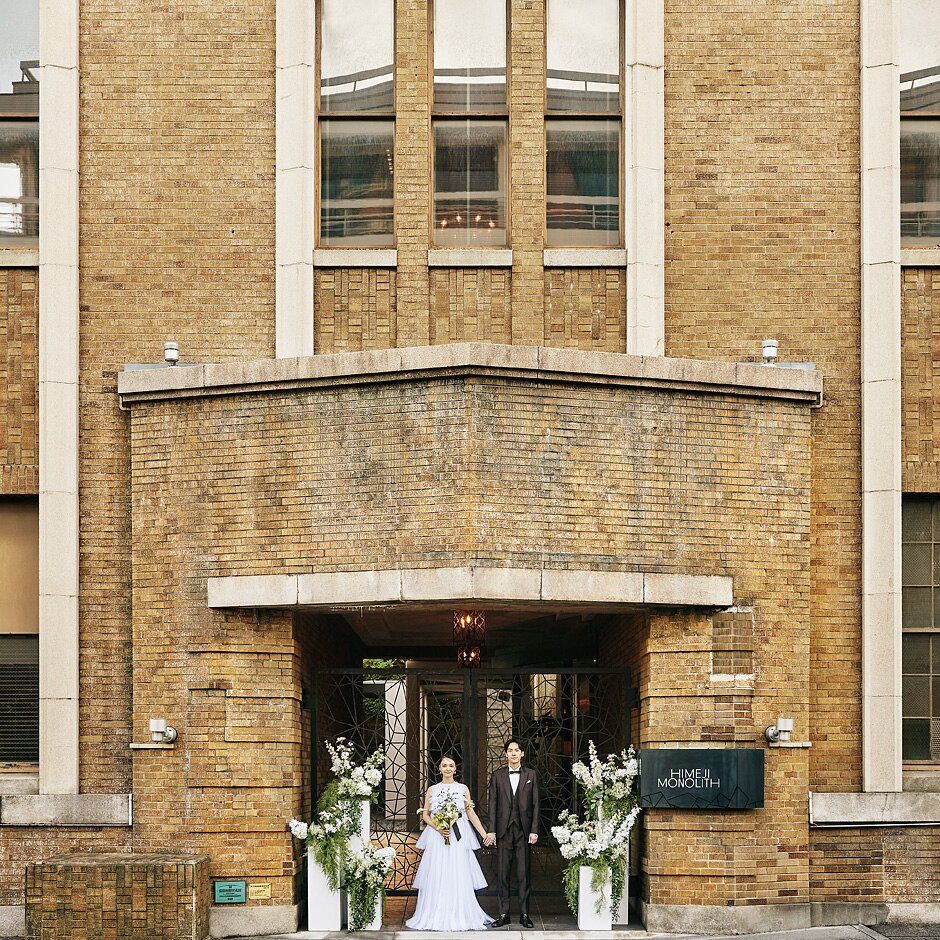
[347,879,383,931]
[561,856,627,918]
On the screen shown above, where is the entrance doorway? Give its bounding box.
[310,666,634,897]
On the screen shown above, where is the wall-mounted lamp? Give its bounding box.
[761,339,779,365]
[764,716,794,743]
[163,342,180,366]
[149,718,178,744]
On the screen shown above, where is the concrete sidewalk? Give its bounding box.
[224,925,879,940]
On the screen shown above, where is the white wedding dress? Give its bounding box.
[406,782,495,931]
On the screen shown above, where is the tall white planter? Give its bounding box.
[578,865,612,931]
[307,844,344,930]
[346,890,383,931]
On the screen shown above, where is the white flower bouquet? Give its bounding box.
[326,737,386,800]
[429,790,461,846]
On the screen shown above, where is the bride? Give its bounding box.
[406,755,494,931]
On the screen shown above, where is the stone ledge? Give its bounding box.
[901,247,940,267]
[313,248,397,267]
[809,790,940,826]
[208,567,733,610]
[0,793,132,826]
[0,773,39,795]
[0,248,39,267]
[543,248,627,267]
[427,248,512,267]
[118,342,822,405]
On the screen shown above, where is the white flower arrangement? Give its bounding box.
[555,740,641,918]
[288,738,387,899]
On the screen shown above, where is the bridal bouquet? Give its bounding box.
[346,835,397,931]
[571,740,639,820]
[430,790,461,845]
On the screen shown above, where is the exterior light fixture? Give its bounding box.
[163,342,180,365]
[764,716,794,743]
[149,718,178,744]
[453,609,485,668]
[761,339,779,364]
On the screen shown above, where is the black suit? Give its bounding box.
[487,765,540,916]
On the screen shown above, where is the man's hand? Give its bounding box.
[528,833,538,845]
[484,832,496,847]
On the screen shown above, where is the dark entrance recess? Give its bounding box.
[310,666,636,896]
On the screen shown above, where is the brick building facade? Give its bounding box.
[0,0,939,936]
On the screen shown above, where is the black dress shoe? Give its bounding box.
[491,914,511,928]
[520,915,534,928]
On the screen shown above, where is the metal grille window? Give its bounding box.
[0,635,39,764]
[902,497,940,760]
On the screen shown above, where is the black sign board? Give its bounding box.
[639,748,764,809]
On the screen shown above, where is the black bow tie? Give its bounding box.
[509,770,521,775]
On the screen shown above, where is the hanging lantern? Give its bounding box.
[453,609,485,668]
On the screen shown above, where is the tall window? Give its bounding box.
[902,497,940,761]
[432,0,508,247]
[0,3,39,246]
[318,0,395,247]
[900,0,940,247]
[545,0,621,247]
[0,498,39,765]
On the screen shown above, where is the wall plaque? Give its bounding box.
[213,880,247,904]
[639,748,764,809]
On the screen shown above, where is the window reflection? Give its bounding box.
[900,0,940,246]
[320,0,394,112]
[546,0,620,113]
[546,120,619,247]
[0,121,38,243]
[433,119,507,246]
[902,120,940,245]
[320,121,394,247]
[433,0,506,112]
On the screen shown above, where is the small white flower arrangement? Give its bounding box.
[554,740,641,918]
[326,737,386,800]
[345,835,397,930]
[571,740,639,820]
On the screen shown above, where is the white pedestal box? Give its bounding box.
[307,845,344,930]
[577,865,612,931]
[346,891,383,931]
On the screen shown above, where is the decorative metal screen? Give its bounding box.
[311,667,632,895]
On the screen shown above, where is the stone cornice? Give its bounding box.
[207,567,734,610]
[118,343,822,406]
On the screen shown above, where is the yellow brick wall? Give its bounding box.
[0,268,38,494]
[661,0,862,797]
[75,0,279,797]
[315,269,397,352]
[122,374,813,906]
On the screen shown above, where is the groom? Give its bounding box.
[484,738,540,928]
